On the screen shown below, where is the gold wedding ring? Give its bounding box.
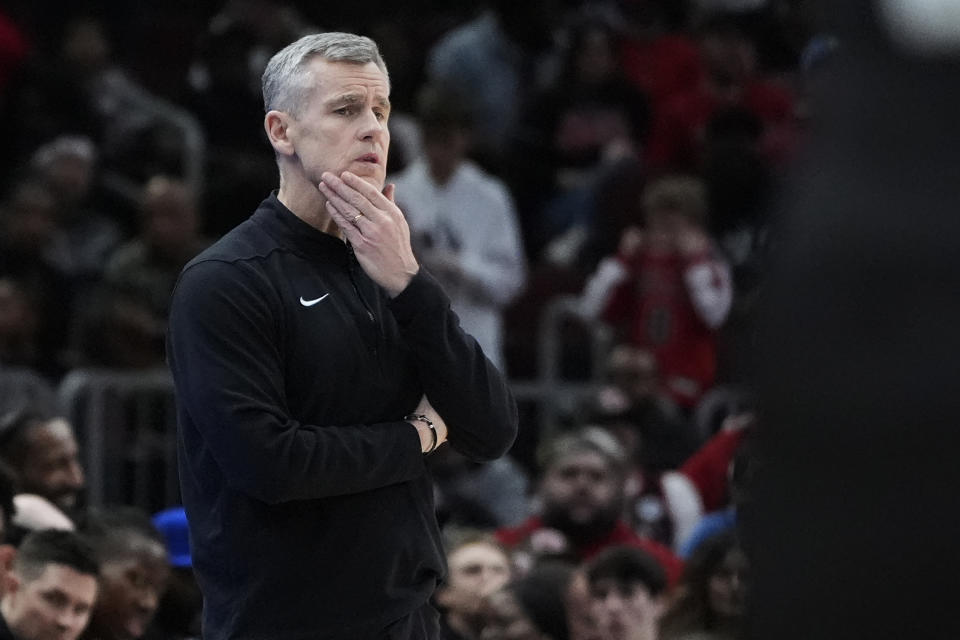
[352,213,363,224]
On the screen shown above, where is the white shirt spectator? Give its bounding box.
[392,160,527,373]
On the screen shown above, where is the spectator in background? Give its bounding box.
[659,532,747,640]
[583,344,700,472]
[645,14,796,173]
[579,176,733,409]
[435,532,512,640]
[579,344,705,552]
[0,178,73,379]
[186,1,317,237]
[479,561,574,640]
[6,14,188,185]
[104,176,209,323]
[0,409,86,522]
[678,424,754,560]
[517,18,651,264]
[147,507,201,640]
[426,0,561,173]
[80,507,170,640]
[28,135,121,287]
[698,106,772,304]
[585,545,668,640]
[391,83,527,374]
[615,0,702,116]
[69,174,201,371]
[496,427,682,586]
[0,278,41,373]
[0,529,100,640]
[677,413,751,517]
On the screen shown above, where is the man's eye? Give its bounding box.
[335,107,353,115]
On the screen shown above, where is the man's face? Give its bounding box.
[589,578,663,640]
[708,547,748,620]
[283,58,390,190]
[540,451,622,534]
[444,542,512,607]
[19,420,85,512]
[92,545,170,640]
[4,563,98,640]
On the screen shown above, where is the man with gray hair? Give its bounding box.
[495,427,683,585]
[167,32,518,639]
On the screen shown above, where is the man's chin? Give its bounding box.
[346,163,385,189]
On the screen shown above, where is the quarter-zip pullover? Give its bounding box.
[166,193,518,639]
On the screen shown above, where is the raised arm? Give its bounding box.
[319,171,518,461]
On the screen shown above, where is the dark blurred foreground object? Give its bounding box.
[748,1,960,638]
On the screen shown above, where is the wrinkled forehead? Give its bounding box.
[304,57,390,100]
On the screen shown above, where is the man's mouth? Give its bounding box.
[356,153,380,164]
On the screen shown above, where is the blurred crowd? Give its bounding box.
[0,0,834,638]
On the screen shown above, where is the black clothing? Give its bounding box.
[167,193,517,640]
[0,612,14,640]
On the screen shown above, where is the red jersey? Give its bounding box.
[601,248,729,406]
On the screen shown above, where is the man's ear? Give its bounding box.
[264,110,296,157]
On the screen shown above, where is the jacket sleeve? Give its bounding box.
[167,259,426,504]
[389,270,518,461]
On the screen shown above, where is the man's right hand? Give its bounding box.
[318,172,420,298]
[408,395,448,453]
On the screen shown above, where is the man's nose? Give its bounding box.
[603,593,625,612]
[357,109,385,139]
[56,609,78,631]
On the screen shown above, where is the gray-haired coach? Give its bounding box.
[166,32,518,640]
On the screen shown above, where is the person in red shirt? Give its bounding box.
[579,176,733,409]
[496,427,683,586]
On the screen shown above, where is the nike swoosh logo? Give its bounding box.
[299,293,330,307]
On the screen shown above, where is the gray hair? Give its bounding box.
[536,426,628,475]
[261,32,389,116]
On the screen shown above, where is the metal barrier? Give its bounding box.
[510,294,613,445]
[45,294,610,512]
[58,368,178,511]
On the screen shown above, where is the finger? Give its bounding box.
[340,172,399,217]
[324,200,363,244]
[318,181,365,222]
[321,172,387,220]
[382,182,396,203]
